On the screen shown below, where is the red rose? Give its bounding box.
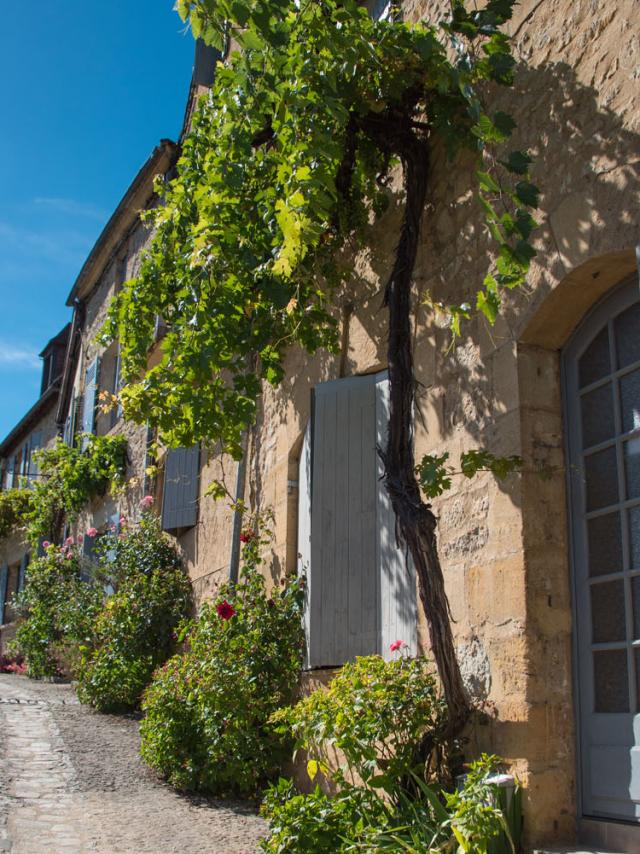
[216,600,236,620]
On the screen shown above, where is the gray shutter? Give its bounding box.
[28,432,42,485]
[4,457,14,490]
[81,358,100,446]
[306,372,416,668]
[375,374,417,659]
[18,553,29,593]
[161,445,201,532]
[309,374,379,667]
[298,423,312,666]
[63,395,76,446]
[0,564,8,625]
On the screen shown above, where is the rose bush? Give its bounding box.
[139,523,305,796]
[76,512,192,712]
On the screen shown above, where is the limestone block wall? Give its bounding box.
[185,0,639,847]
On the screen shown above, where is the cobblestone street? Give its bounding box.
[0,675,267,854]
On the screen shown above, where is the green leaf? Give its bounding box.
[498,150,532,175]
[515,181,540,208]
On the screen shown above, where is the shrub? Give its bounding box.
[12,542,103,678]
[76,513,192,712]
[273,652,448,791]
[140,525,305,796]
[261,656,520,853]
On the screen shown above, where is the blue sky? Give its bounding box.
[0,1,195,440]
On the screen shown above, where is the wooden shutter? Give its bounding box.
[0,564,8,625]
[4,457,14,490]
[18,553,29,593]
[81,357,100,446]
[298,422,312,666]
[309,374,379,666]
[161,445,201,532]
[306,371,416,668]
[375,374,417,659]
[28,432,42,485]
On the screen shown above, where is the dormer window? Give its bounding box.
[41,352,55,395]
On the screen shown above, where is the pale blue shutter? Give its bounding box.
[161,446,201,532]
[305,371,416,668]
[0,564,8,625]
[298,423,312,665]
[309,374,379,666]
[375,374,417,659]
[81,358,100,447]
[4,457,14,490]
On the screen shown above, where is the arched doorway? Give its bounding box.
[564,275,640,823]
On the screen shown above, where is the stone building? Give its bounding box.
[0,1,638,850]
[0,324,69,651]
[166,2,640,849]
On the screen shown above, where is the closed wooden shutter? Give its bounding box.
[375,374,417,659]
[4,457,14,490]
[161,446,201,533]
[298,423,312,665]
[28,432,42,485]
[0,564,8,625]
[81,357,100,447]
[305,371,416,668]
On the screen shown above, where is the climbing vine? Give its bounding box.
[25,435,128,547]
[0,488,34,541]
[103,0,538,732]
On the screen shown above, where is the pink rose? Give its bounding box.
[390,640,403,652]
[86,528,98,538]
[140,495,154,510]
[42,541,50,549]
[77,534,84,543]
[64,536,74,546]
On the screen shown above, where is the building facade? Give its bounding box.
[0,325,69,651]
[1,2,638,850]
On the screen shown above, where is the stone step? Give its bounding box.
[533,848,625,854]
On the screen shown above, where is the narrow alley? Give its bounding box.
[0,675,266,854]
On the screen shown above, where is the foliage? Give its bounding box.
[103,0,537,454]
[25,435,127,546]
[416,451,523,499]
[11,542,103,679]
[272,653,448,791]
[139,524,305,795]
[0,488,33,541]
[261,755,519,853]
[76,512,192,713]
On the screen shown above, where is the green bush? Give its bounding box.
[273,653,448,791]
[261,656,520,853]
[12,542,103,679]
[140,526,305,796]
[0,488,33,540]
[76,513,192,712]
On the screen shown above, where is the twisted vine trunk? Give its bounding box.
[376,122,470,737]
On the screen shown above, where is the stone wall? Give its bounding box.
[181,0,640,847]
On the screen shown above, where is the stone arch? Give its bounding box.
[514,247,638,846]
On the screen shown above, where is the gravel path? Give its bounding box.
[0,674,267,854]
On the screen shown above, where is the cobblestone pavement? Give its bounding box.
[0,675,267,854]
